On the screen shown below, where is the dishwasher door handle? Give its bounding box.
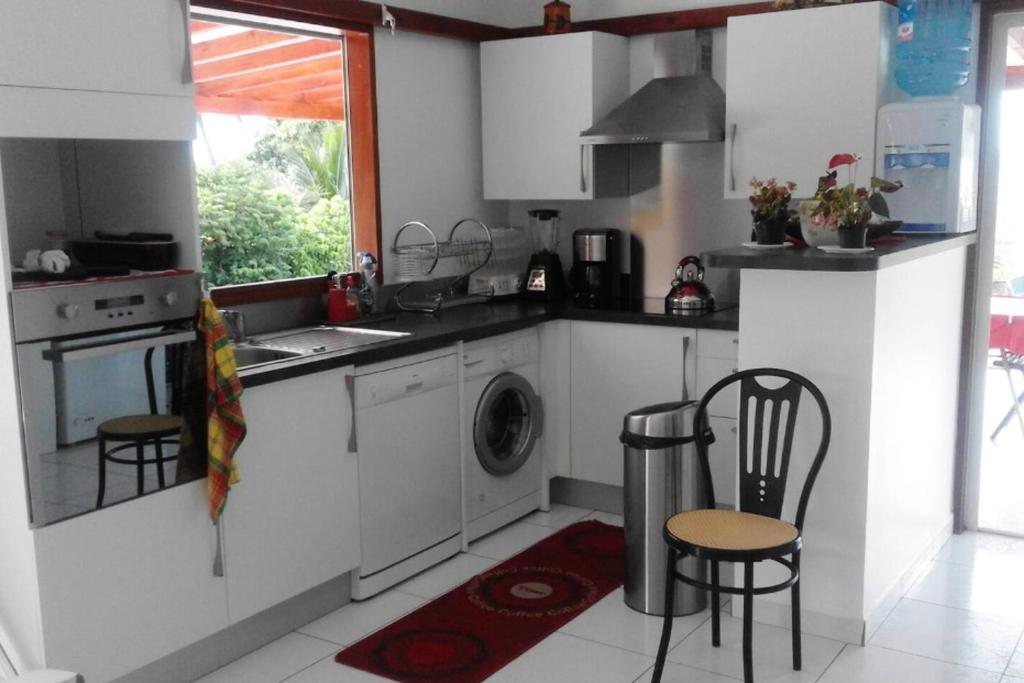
[345,374,357,453]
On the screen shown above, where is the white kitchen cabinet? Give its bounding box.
[539,320,572,478]
[223,367,360,623]
[723,2,895,198]
[32,481,228,683]
[706,416,738,508]
[570,321,696,486]
[0,0,193,98]
[0,0,196,139]
[696,356,739,419]
[481,32,629,200]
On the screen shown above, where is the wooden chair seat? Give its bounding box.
[665,509,800,560]
[98,414,182,440]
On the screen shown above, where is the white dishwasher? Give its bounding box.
[349,350,462,599]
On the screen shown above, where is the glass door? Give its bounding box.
[965,9,1024,533]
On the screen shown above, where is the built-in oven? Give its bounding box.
[12,271,201,527]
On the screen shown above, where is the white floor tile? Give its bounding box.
[484,632,654,683]
[522,503,593,529]
[1004,676,1024,683]
[393,552,495,599]
[559,587,710,656]
[934,532,1024,569]
[633,661,747,683]
[905,560,1024,621]
[869,599,1021,672]
[666,614,844,682]
[194,632,338,683]
[467,520,554,561]
[817,643,1001,683]
[1005,641,1024,678]
[297,591,426,646]
[284,654,392,682]
[584,510,625,526]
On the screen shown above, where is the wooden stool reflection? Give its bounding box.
[95,347,182,508]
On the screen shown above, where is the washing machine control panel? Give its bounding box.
[496,336,536,366]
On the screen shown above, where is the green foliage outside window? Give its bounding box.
[198,120,352,287]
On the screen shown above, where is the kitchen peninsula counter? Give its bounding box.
[710,232,972,645]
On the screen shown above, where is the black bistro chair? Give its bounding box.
[652,368,831,683]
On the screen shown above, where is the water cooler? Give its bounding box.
[875,100,981,233]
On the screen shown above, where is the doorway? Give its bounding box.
[968,7,1024,534]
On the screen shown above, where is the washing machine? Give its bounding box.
[462,329,545,541]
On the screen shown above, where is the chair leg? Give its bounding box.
[743,561,754,683]
[96,436,107,509]
[155,439,166,489]
[711,560,721,647]
[791,552,802,671]
[136,442,145,496]
[652,547,678,683]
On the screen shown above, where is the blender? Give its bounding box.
[523,209,565,301]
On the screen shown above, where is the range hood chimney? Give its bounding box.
[580,30,725,145]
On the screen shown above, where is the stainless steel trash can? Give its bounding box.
[620,400,708,616]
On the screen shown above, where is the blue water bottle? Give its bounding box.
[894,0,973,97]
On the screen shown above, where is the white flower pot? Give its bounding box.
[798,200,838,248]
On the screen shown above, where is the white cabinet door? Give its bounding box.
[696,356,739,419]
[223,367,360,623]
[0,0,194,98]
[33,481,228,683]
[724,2,893,198]
[697,329,740,360]
[706,416,738,508]
[539,320,572,478]
[570,321,697,486]
[481,32,628,200]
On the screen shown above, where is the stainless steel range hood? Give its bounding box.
[580,30,725,145]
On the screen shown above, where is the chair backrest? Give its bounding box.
[692,368,831,531]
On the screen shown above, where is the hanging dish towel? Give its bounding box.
[199,298,245,521]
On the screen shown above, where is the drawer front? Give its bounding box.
[696,357,739,418]
[697,329,739,360]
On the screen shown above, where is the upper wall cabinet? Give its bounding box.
[723,2,895,198]
[0,0,196,140]
[481,32,629,200]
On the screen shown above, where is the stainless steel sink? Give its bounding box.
[232,345,306,368]
[252,325,411,354]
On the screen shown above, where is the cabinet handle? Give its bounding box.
[179,0,193,84]
[464,359,484,368]
[212,518,224,577]
[727,123,737,192]
[345,374,358,453]
[405,381,423,393]
[681,336,690,402]
[580,145,587,193]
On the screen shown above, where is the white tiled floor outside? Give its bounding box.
[195,507,1024,682]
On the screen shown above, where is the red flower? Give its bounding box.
[828,153,861,169]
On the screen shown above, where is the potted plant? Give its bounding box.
[748,177,797,245]
[805,154,902,249]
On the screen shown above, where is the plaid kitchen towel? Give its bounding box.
[199,298,245,521]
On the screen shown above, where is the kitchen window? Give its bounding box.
[189,10,381,293]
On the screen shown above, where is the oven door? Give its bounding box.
[17,327,194,526]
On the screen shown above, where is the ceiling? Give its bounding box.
[190,20,344,121]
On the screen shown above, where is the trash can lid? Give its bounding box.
[621,400,696,441]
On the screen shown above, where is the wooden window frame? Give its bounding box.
[193,0,383,306]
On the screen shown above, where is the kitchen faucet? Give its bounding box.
[219,309,246,343]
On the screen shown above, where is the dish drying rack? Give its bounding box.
[392,218,494,313]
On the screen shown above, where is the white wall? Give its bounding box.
[374,27,507,283]
[862,249,962,624]
[0,150,45,673]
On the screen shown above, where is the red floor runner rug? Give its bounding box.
[336,520,624,682]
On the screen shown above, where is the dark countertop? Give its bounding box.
[702,233,976,272]
[240,298,739,388]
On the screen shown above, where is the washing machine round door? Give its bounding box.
[474,372,542,476]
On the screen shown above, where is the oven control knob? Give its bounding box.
[159,291,179,307]
[57,303,79,320]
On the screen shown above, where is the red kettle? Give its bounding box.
[665,256,715,315]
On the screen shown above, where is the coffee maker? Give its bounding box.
[571,229,621,308]
[523,209,565,301]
